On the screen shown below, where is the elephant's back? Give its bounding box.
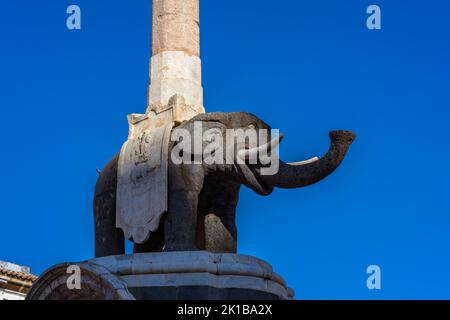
[95,153,119,197]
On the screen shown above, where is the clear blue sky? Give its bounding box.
[1,0,449,299]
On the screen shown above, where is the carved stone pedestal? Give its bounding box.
[26,252,294,300]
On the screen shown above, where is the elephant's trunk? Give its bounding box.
[260,130,356,189]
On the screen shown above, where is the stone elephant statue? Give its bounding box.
[94,112,356,257]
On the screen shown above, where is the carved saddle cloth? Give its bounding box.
[116,117,174,244]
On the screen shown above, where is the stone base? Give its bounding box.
[26,252,294,300]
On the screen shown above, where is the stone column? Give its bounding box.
[147,0,204,123]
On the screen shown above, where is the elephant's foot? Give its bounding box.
[204,213,237,254]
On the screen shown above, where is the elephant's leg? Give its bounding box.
[94,154,125,257]
[195,209,207,251]
[204,184,240,253]
[164,164,204,251]
[94,194,124,257]
[164,189,199,251]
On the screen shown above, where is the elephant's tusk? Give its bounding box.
[287,157,319,166]
[237,133,284,160]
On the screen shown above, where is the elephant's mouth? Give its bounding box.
[237,161,274,195]
[235,133,284,196]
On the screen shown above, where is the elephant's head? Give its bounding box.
[188,112,356,196]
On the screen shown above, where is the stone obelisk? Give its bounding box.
[146,0,204,125]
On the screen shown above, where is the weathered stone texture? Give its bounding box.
[147,0,204,121]
[152,0,200,57]
[27,253,295,300]
[147,52,203,115]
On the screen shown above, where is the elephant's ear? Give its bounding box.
[201,120,228,132]
[174,120,228,160]
[205,122,228,159]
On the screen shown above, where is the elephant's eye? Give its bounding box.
[248,124,256,130]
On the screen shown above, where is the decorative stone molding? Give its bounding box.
[26,262,134,300]
[27,252,294,300]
